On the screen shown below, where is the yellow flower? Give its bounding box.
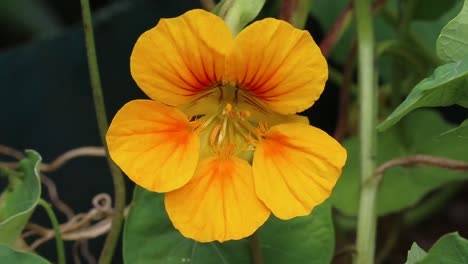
[106,9,347,242]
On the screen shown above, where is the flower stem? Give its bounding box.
[249,232,264,264]
[38,199,66,264]
[354,0,378,263]
[79,1,126,263]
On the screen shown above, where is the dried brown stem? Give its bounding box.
[279,0,297,23]
[319,0,388,58]
[22,193,128,250]
[333,41,356,142]
[80,239,97,264]
[0,146,105,172]
[41,174,75,219]
[40,147,105,172]
[374,155,468,183]
[320,2,353,58]
[0,145,25,160]
[200,0,216,11]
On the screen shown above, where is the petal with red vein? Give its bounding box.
[106,100,199,192]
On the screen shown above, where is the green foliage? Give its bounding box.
[406,233,468,263]
[413,0,458,21]
[332,110,468,216]
[441,119,468,138]
[213,0,266,35]
[0,150,41,246]
[405,243,427,264]
[0,244,49,264]
[378,57,468,131]
[124,187,334,264]
[437,0,468,62]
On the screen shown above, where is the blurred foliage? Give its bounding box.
[333,110,468,216]
[0,244,49,264]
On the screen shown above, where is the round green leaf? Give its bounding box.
[0,150,42,246]
[124,187,334,264]
[437,0,468,62]
[419,233,468,263]
[332,110,468,216]
[0,244,49,264]
[405,243,427,264]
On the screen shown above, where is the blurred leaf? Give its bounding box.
[378,57,468,131]
[0,150,41,246]
[413,0,458,21]
[332,110,468,216]
[260,200,334,264]
[437,0,468,62]
[441,119,468,138]
[213,0,266,35]
[419,233,468,263]
[0,244,49,264]
[405,243,427,264]
[124,187,334,264]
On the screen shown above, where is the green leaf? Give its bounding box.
[260,201,334,264]
[332,110,468,217]
[413,0,458,21]
[405,243,427,264]
[0,150,42,246]
[419,233,468,263]
[0,244,49,264]
[213,0,266,35]
[378,57,468,131]
[124,187,334,264]
[437,0,468,62]
[441,118,468,138]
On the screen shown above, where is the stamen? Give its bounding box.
[210,124,222,146]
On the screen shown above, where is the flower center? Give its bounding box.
[193,101,266,161]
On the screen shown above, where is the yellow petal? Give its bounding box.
[106,100,199,192]
[131,9,232,106]
[253,123,346,219]
[165,156,270,242]
[225,18,328,115]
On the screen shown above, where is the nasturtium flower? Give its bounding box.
[106,9,347,242]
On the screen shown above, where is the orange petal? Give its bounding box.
[131,9,232,106]
[165,156,270,242]
[225,18,328,115]
[106,100,199,192]
[253,123,346,219]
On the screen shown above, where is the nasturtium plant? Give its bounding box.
[0,150,41,246]
[124,187,335,264]
[437,0,468,62]
[0,244,49,264]
[405,243,427,264]
[405,233,468,264]
[441,118,468,138]
[333,110,468,216]
[378,57,468,131]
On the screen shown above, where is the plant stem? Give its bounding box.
[279,0,311,29]
[354,0,378,263]
[249,232,264,264]
[79,1,126,263]
[38,199,66,264]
